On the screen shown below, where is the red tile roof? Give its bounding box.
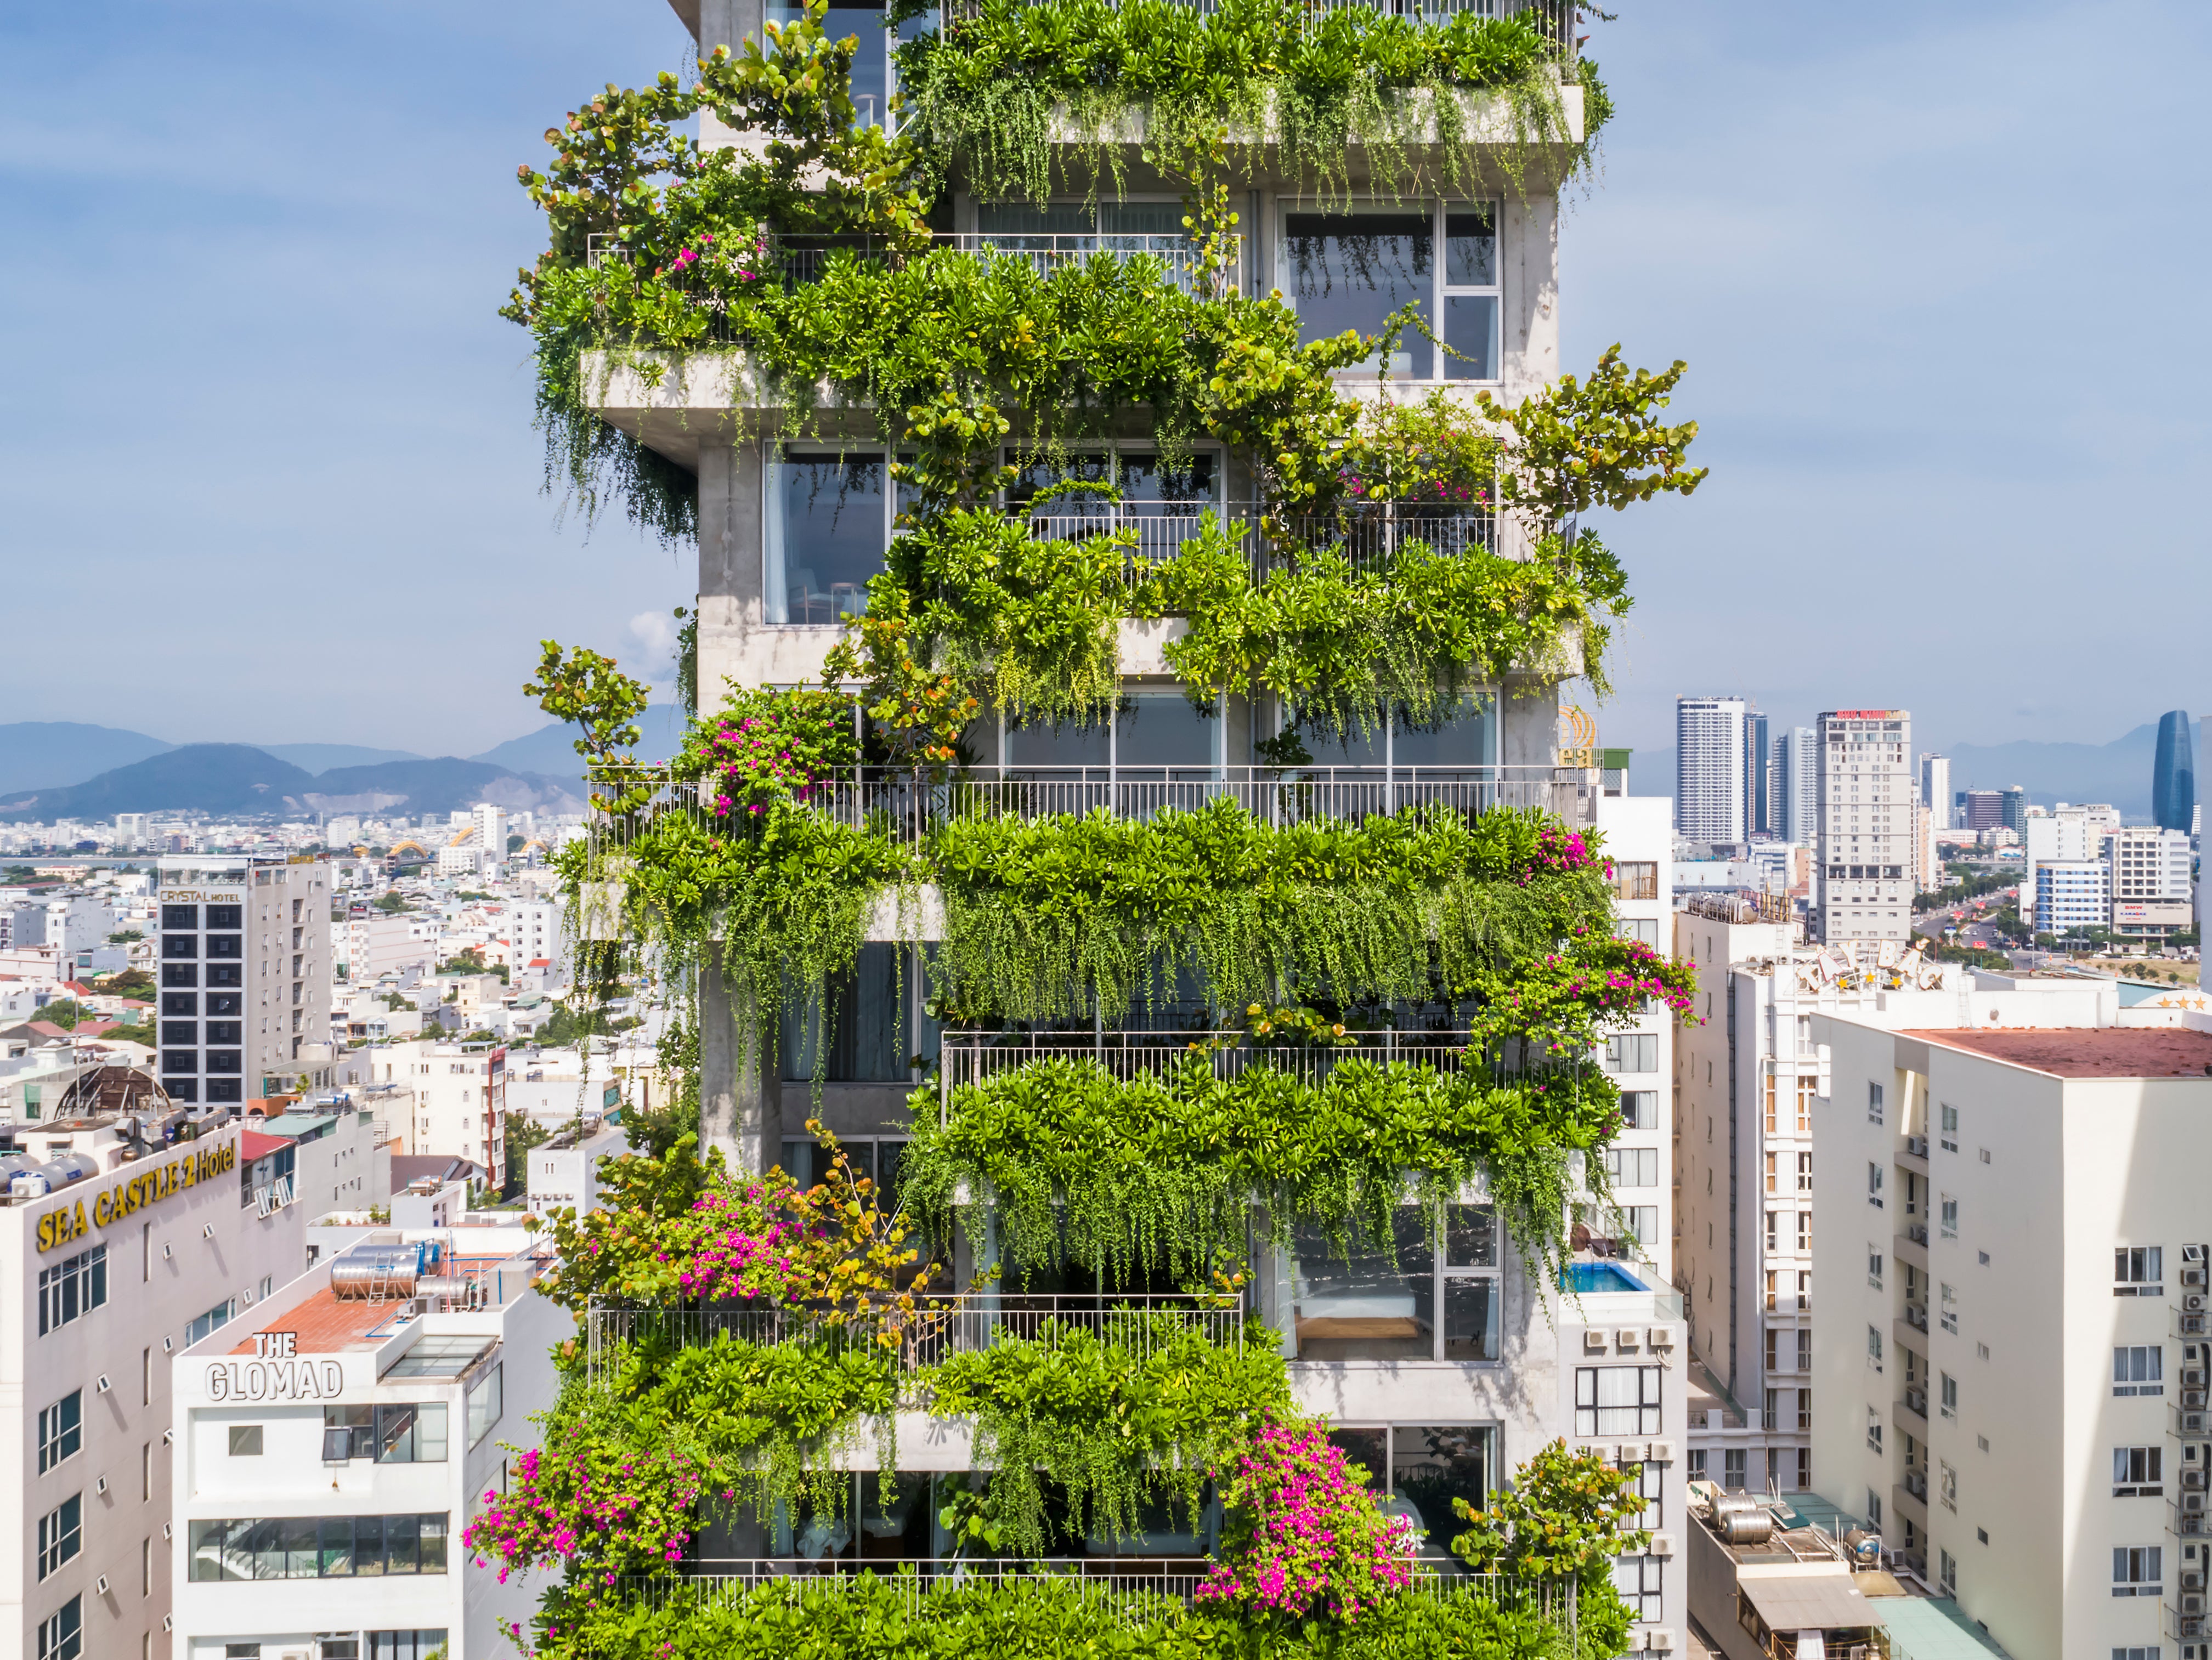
[240,1128,293,1159]
[1905,1027,2212,1079]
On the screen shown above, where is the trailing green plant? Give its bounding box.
[926,1312,1293,1555]
[892,0,1599,209]
[927,800,1625,1024]
[900,1055,1625,1293]
[522,1566,1576,1660]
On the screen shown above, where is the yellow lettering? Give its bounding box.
[94,1192,111,1229]
[71,1202,87,1240]
[36,1215,51,1253]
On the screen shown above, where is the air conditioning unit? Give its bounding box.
[2189,1369,2210,1389]
[1646,1630,1676,1652]
[2185,1617,2208,1640]
[1585,1330,1609,1352]
[2190,1595,2209,1618]
[2188,1413,2210,1434]
[1650,1440,1678,1463]
[2186,1492,2207,1514]
[2186,1570,2207,1592]
[2187,1293,2208,1313]
[2189,1391,2209,1410]
[1617,1329,1642,1352]
[2189,1316,2210,1338]
[1619,1443,1648,1464]
[1649,1327,1676,1350]
[2187,1267,2208,1288]
[2186,1469,2209,1492]
[1650,1532,1677,1556]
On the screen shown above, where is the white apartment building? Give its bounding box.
[172,1228,559,1660]
[116,815,152,852]
[1918,755,1951,834]
[1811,987,2212,1660]
[2022,803,2120,931]
[360,1043,507,1187]
[2037,859,2111,937]
[2107,826,2194,943]
[505,900,563,981]
[1672,916,1976,1511]
[523,1119,626,1216]
[1770,727,1819,851]
[338,917,431,985]
[155,857,335,1110]
[1596,792,1677,1283]
[0,1112,309,1660]
[1677,697,1753,847]
[1814,710,1914,946]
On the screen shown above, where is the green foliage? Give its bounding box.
[504,1113,553,1200]
[928,801,1614,1024]
[372,891,409,913]
[900,1056,1623,1293]
[33,999,89,1030]
[1474,346,1706,524]
[928,1313,1292,1555]
[895,0,1589,208]
[535,1569,1575,1660]
[1449,1440,1649,1660]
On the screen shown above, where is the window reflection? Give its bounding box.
[1293,1210,1432,1361]
[767,450,886,624]
[1282,211,1433,378]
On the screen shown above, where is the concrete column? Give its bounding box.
[697,438,764,711]
[699,956,773,1170]
[1500,189,1559,405]
[697,0,765,56]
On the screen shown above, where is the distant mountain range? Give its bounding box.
[0,707,693,823]
[1639,718,2203,821]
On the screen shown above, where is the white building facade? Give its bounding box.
[0,1115,308,1660]
[156,858,334,1109]
[172,1235,561,1660]
[1811,993,2212,1660]
[1814,710,1914,947]
[1677,698,1752,847]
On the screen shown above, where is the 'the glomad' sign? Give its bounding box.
[36,1140,239,1254]
[206,1357,344,1401]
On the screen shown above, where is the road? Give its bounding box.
[1911,886,2020,957]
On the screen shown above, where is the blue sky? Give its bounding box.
[3,0,2206,758]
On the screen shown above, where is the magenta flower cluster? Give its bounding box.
[665,228,766,283]
[676,1185,798,1300]
[1521,825,1602,880]
[461,1441,710,1587]
[697,713,825,818]
[1196,1419,1413,1623]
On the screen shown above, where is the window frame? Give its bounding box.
[1275,197,1503,384]
[36,1493,81,1580]
[37,1391,82,1474]
[37,1246,107,1336]
[1573,1364,1662,1438]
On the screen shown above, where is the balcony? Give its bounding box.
[586,1291,1246,1384]
[1902,1468,1927,1502]
[1901,1303,1928,1334]
[1005,498,1501,592]
[587,763,1600,862]
[937,1026,1550,1098]
[1900,1388,1927,1421]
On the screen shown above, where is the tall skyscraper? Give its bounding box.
[1814,709,1913,944]
[1773,726,1818,847]
[1677,696,1750,845]
[2153,709,2196,832]
[1918,753,1950,831]
[1745,710,1770,836]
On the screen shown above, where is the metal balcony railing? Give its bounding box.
[936,1026,1580,1101]
[616,1563,1575,1621]
[1008,498,1497,587]
[586,1292,1244,1384]
[585,763,1597,857]
[937,0,1580,65]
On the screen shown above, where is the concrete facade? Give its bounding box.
[1814,710,1913,946]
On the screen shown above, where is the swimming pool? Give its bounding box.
[1559,1261,1648,1294]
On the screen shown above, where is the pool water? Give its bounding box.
[1559,1261,1647,1294]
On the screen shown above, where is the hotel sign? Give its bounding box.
[36,1140,238,1254]
[205,1355,344,1401]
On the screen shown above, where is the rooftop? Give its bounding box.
[1904,1026,2212,1079]
[224,1252,538,1356]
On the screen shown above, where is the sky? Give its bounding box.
[3,0,2207,759]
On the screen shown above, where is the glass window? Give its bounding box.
[1390,695,1498,770]
[468,1365,504,1448]
[1281,209,1433,378]
[1325,1427,1389,1492]
[1115,693,1216,773]
[2113,1346,2164,1396]
[766,450,887,624]
[189,1516,450,1579]
[1005,713,1110,771]
[1574,1366,1661,1436]
[368,1636,449,1660]
[36,1494,81,1580]
[1618,1090,1656,1130]
[229,1425,263,1457]
[1293,1209,1432,1361]
[2112,1545,2163,1594]
[186,1300,234,1346]
[37,1391,81,1474]
[1390,1425,1493,1554]
[1611,1553,1663,1621]
[38,1246,106,1336]
[35,1595,78,1660]
[1441,208,1499,382]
